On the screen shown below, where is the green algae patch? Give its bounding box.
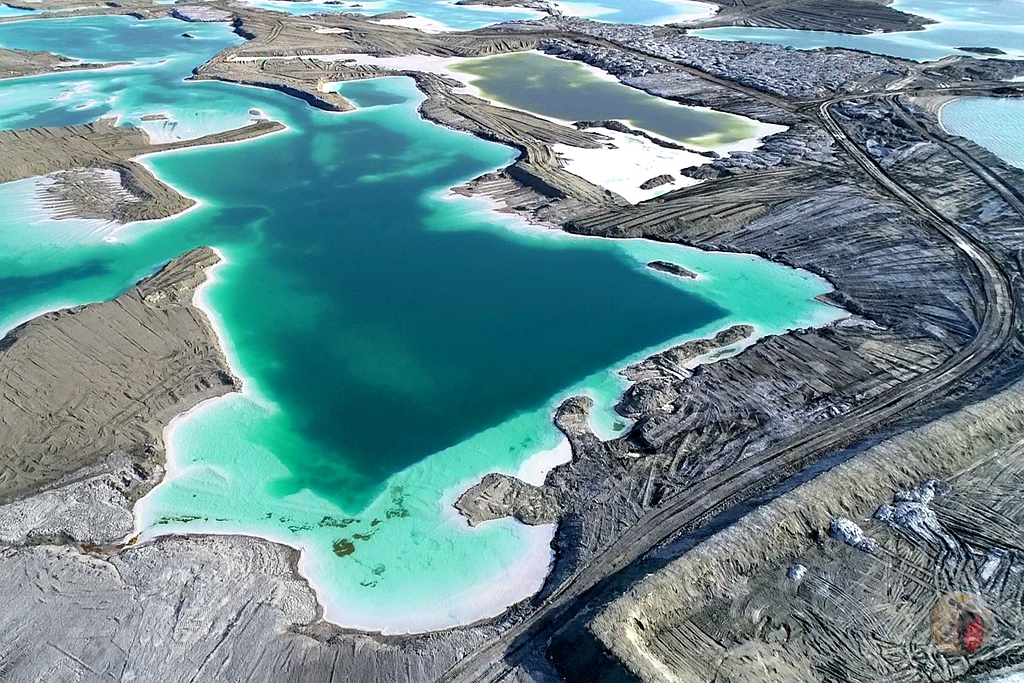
[332,538,356,557]
[319,516,359,528]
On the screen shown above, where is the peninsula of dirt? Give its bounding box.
[0,247,237,505]
[0,118,284,222]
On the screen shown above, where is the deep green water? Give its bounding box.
[453,51,757,147]
[0,15,842,632]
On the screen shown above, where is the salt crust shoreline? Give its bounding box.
[0,70,836,634]
[306,50,786,202]
[517,438,573,486]
[371,15,454,33]
[934,95,958,132]
[136,110,269,144]
[554,129,705,203]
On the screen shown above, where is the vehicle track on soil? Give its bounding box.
[437,95,1018,683]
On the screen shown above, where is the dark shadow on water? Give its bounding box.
[339,80,410,108]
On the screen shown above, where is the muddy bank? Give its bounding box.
[0,118,284,221]
[0,247,237,504]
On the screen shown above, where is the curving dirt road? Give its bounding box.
[437,95,1019,683]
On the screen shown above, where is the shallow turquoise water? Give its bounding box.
[692,0,1024,62]
[0,17,251,135]
[244,0,713,28]
[0,15,841,631]
[942,98,1024,170]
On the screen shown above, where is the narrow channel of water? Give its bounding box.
[692,0,1024,61]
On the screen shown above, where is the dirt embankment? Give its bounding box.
[594,377,1024,683]
[0,247,238,505]
[687,0,931,35]
[0,47,126,79]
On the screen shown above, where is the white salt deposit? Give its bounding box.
[371,15,454,33]
[517,438,573,486]
[554,128,707,203]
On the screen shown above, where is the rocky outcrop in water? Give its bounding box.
[640,174,675,190]
[455,473,564,526]
[647,260,697,279]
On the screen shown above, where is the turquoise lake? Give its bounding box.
[0,15,842,631]
[692,0,1024,62]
